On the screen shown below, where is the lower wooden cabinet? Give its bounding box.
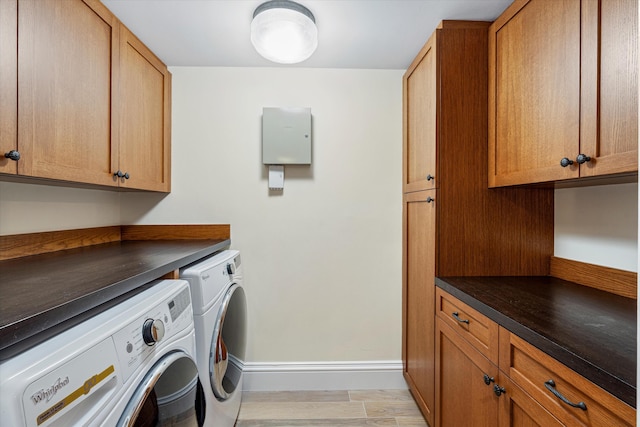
[403,190,436,426]
[435,289,636,427]
[498,375,563,427]
[499,329,636,427]
[436,316,499,427]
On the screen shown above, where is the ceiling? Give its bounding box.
[101,0,513,70]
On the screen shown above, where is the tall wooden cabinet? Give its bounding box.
[488,0,638,187]
[402,21,554,426]
[0,0,171,192]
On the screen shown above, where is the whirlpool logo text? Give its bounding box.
[31,377,70,405]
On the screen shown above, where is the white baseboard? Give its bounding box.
[242,360,407,391]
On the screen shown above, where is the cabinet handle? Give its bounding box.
[560,157,574,167]
[483,374,495,385]
[576,154,592,164]
[426,196,435,203]
[452,312,469,324]
[493,385,506,397]
[544,380,587,410]
[114,170,130,179]
[426,174,435,181]
[4,150,20,161]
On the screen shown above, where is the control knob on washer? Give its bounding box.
[226,262,236,275]
[142,318,165,346]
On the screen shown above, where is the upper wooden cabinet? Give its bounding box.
[488,0,638,187]
[0,0,171,192]
[403,32,437,193]
[0,0,18,175]
[117,25,171,192]
[16,0,118,187]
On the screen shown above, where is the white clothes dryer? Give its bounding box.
[180,250,247,427]
[0,279,204,427]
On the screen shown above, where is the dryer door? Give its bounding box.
[210,283,247,401]
[118,352,205,427]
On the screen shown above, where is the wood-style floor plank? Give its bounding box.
[236,390,429,427]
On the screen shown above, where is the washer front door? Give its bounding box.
[210,284,247,401]
[118,352,205,427]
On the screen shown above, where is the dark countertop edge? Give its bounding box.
[435,277,636,408]
[0,239,230,361]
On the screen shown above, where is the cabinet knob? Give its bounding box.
[114,170,124,178]
[124,172,130,180]
[4,150,20,161]
[560,157,574,167]
[576,154,592,164]
[426,196,435,203]
[544,380,587,410]
[493,385,506,397]
[426,174,435,181]
[483,374,495,385]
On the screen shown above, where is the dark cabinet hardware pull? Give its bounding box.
[560,157,574,167]
[544,380,587,410]
[576,154,592,164]
[426,196,434,203]
[4,150,20,161]
[452,312,469,324]
[493,385,506,396]
[427,174,435,181]
[114,171,130,179]
[483,374,495,385]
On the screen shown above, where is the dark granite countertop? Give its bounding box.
[436,276,636,408]
[0,239,230,360]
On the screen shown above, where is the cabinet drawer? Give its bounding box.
[499,328,635,426]
[435,288,499,363]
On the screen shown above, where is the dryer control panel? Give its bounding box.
[112,286,193,382]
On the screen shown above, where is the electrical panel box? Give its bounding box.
[262,107,311,164]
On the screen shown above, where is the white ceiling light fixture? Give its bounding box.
[251,0,318,64]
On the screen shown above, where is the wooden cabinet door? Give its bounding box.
[403,190,436,426]
[498,375,563,427]
[579,0,638,177]
[17,0,118,186]
[118,25,171,192]
[403,32,437,193]
[489,0,581,187]
[435,316,499,427]
[0,0,18,175]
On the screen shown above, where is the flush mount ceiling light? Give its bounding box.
[251,0,318,64]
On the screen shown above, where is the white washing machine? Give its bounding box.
[180,250,247,427]
[0,279,204,427]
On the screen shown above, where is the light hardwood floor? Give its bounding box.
[236,389,429,426]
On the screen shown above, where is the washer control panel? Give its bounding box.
[112,286,193,382]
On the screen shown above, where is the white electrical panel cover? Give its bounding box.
[262,107,311,164]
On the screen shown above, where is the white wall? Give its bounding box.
[555,183,638,272]
[0,182,120,235]
[120,67,405,363]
